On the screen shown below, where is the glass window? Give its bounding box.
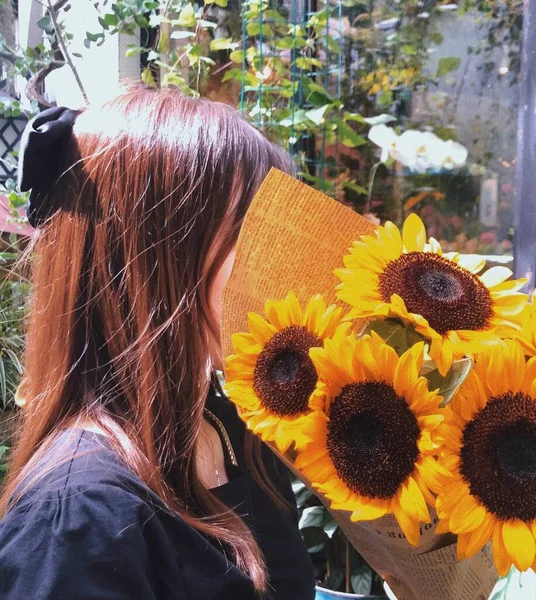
[342,1,522,264]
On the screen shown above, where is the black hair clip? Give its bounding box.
[18,106,80,228]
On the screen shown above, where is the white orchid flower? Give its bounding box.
[441,140,468,169]
[368,124,400,163]
[422,133,452,170]
[396,130,433,173]
[369,125,469,173]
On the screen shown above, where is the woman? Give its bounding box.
[0,86,315,599]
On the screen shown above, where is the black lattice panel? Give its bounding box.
[0,117,27,183]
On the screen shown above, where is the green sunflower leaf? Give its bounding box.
[364,319,428,355]
[424,356,473,406]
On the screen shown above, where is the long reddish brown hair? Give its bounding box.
[0,85,295,592]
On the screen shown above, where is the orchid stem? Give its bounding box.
[366,160,382,214]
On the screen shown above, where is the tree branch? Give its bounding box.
[25,60,61,109]
[46,0,89,105]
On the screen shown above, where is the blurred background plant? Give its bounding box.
[1,0,523,245]
[0,280,25,410]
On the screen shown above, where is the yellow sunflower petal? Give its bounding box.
[284,291,303,326]
[457,532,472,561]
[295,445,330,471]
[325,479,353,504]
[310,345,352,392]
[264,299,285,330]
[505,340,526,394]
[493,291,528,314]
[408,379,439,414]
[480,266,513,288]
[402,213,427,252]
[457,254,486,274]
[317,305,346,339]
[435,519,451,534]
[271,429,293,453]
[502,520,536,572]
[436,478,471,519]
[247,312,277,345]
[415,480,436,508]
[392,496,421,546]
[292,412,327,451]
[416,456,452,496]
[302,294,325,333]
[381,221,404,257]
[449,494,487,534]
[426,237,443,255]
[525,357,536,395]
[349,500,389,522]
[394,342,424,398]
[492,522,513,577]
[369,332,399,384]
[451,369,488,420]
[485,346,510,398]
[429,336,454,377]
[231,332,260,355]
[463,511,495,558]
[398,476,430,523]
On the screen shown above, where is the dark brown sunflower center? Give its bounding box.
[419,270,464,302]
[460,392,536,521]
[327,381,420,499]
[268,351,302,383]
[253,325,322,417]
[378,252,493,335]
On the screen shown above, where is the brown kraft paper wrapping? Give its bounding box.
[221,168,375,359]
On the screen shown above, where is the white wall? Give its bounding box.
[18,0,140,109]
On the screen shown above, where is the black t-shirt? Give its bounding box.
[0,392,315,599]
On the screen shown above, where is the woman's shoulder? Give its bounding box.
[0,429,169,553]
[0,430,165,599]
[6,429,159,512]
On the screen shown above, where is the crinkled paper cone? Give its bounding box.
[221,169,498,599]
[274,446,497,600]
[220,168,376,359]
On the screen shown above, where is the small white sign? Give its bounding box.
[480,176,498,228]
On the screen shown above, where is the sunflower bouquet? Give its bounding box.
[221,169,531,600]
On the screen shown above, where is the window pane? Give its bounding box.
[345,1,522,263]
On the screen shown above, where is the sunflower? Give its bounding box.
[514,297,536,357]
[335,214,527,375]
[295,331,449,546]
[435,340,536,575]
[224,291,347,453]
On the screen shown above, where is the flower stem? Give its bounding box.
[366,160,382,214]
